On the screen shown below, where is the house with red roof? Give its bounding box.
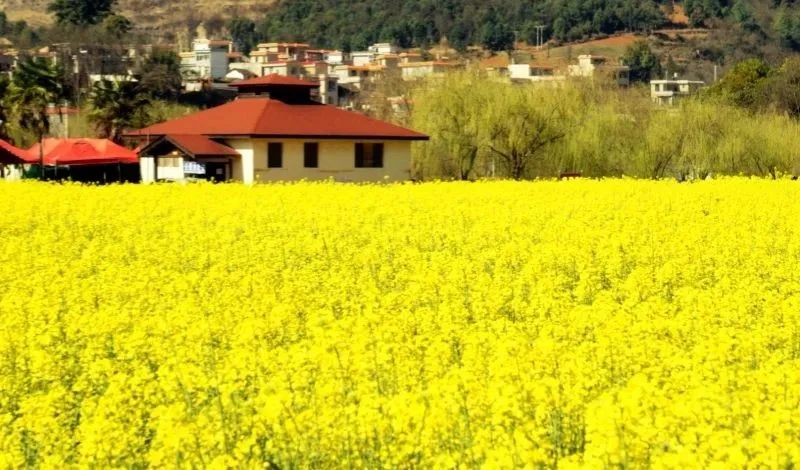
[127,74,428,183]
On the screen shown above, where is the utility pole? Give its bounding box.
[534,25,546,50]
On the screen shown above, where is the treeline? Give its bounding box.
[408,70,800,180]
[706,56,800,115]
[243,0,800,55]
[250,0,669,52]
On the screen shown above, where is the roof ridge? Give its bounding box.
[252,98,275,135]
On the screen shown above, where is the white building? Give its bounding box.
[398,61,459,80]
[568,55,630,86]
[508,64,564,83]
[369,43,398,55]
[180,38,232,80]
[650,79,705,105]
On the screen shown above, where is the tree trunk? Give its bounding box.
[38,133,44,181]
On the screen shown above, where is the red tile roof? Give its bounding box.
[157,135,240,157]
[230,74,319,88]
[127,98,428,141]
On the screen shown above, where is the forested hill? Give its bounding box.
[2,0,799,60]
[257,0,800,55]
[259,0,669,51]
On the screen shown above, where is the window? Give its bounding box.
[355,143,384,168]
[268,142,283,168]
[158,157,181,167]
[304,142,319,168]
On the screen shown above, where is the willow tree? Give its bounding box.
[485,84,577,180]
[411,70,493,180]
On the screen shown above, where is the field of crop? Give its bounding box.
[1,179,799,467]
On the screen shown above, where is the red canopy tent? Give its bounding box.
[0,139,36,165]
[28,138,138,166]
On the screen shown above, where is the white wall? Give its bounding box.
[351,53,374,67]
[228,139,255,184]
[140,156,185,182]
[140,156,154,183]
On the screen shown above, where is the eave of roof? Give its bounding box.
[125,98,428,141]
[141,134,240,157]
[0,139,34,164]
[231,74,319,88]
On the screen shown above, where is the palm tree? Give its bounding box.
[88,79,150,143]
[6,57,63,178]
[0,75,11,141]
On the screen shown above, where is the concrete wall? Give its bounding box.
[228,139,255,183]
[248,139,411,182]
[210,50,229,80]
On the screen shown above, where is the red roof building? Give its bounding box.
[128,77,428,183]
[29,138,138,166]
[0,139,34,165]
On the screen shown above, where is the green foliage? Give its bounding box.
[409,71,800,180]
[411,70,492,179]
[623,40,663,82]
[87,79,150,142]
[766,57,800,117]
[136,49,182,101]
[684,0,731,27]
[48,0,116,26]
[479,8,514,52]
[773,7,800,50]
[102,14,133,39]
[707,56,800,118]
[485,85,576,179]
[6,57,63,144]
[0,75,9,141]
[707,58,771,110]
[258,0,667,50]
[228,17,258,55]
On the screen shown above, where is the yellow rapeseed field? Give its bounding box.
[1,179,800,468]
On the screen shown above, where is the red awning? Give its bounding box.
[0,139,36,164]
[28,139,139,166]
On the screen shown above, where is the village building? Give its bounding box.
[179,26,232,81]
[568,54,630,86]
[351,50,376,67]
[255,42,311,61]
[650,78,705,105]
[508,63,564,83]
[261,60,305,77]
[127,75,428,183]
[305,49,344,64]
[225,68,257,81]
[369,43,398,55]
[332,64,386,89]
[398,61,460,80]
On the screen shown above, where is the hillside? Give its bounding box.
[0,0,272,30]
